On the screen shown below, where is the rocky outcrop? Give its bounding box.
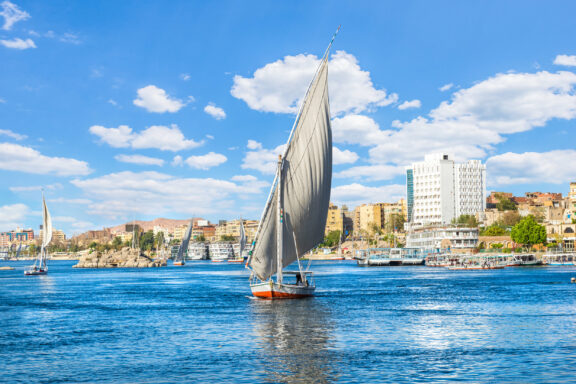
[73,247,167,268]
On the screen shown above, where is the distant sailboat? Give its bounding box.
[173,219,193,266]
[246,29,337,299]
[229,219,246,263]
[25,192,52,275]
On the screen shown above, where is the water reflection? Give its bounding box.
[250,299,338,383]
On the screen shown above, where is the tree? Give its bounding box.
[452,214,479,228]
[500,211,521,227]
[495,193,518,211]
[112,236,123,250]
[195,235,206,242]
[154,231,165,249]
[89,241,98,250]
[511,215,547,246]
[140,230,155,251]
[386,213,406,233]
[322,230,341,247]
[481,224,507,236]
[220,235,236,242]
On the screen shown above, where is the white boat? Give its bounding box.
[209,242,234,262]
[173,219,193,266]
[25,192,51,276]
[246,29,338,299]
[188,242,208,260]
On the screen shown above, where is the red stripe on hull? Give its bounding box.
[252,290,313,299]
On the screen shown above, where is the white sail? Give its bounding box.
[249,53,332,281]
[239,219,246,257]
[177,219,194,261]
[42,193,52,248]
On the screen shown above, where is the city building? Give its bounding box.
[406,153,486,225]
[325,203,343,236]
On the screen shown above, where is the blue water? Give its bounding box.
[1,261,576,383]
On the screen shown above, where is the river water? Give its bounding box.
[1,260,576,383]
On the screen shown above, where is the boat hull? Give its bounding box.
[173,261,185,266]
[251,281,315,299]
[24,268,47,275]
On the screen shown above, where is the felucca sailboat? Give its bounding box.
[25,192,52,275]
[174,219,193,266]
[246,29,337,299]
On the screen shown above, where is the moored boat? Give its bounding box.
[173,219,193,266]
[25,192,51,276]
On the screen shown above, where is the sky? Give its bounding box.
[1,0,576,236]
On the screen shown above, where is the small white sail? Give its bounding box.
[249,52,332,281]
[42,193,52,248]
[176,219,194,262]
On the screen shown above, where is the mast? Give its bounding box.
[276,155,283,284]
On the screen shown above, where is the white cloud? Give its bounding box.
[206,134,214,140]
[439,83,454,92]
[0,37,36,49]
[0,128,26,140]
[49,197,92,205]
[185,152,227,170]
[247,139,262,150]
[487,150,576,186]
[334,164,404,181]
[89,124,202,151]
[10,183,63,192]
[331,114,386,146]
[108,99,118,107]
[398,99,421,110]
[370,70,576,165]
[133,85,186,113]
[114,154,165,166]
[204,103,226,120]
[59,32,81,45]
[231,50,397,116]
[171,155,183,166]
[0,1,29,30]
[553,55,576,67]
[333,147,358,165]
[180,73,191,81]
[242,143,286,174]
[71,171,268,219]
[0,143,91,176]
[331,183,405,207]
[0,203,29,230]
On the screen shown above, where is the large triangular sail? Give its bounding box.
[248,48,333,281]
[39,192,52,268]
[176,219,194,262]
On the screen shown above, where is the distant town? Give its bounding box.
[2,153,575,256]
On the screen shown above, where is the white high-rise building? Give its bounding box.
[406,153,486,225]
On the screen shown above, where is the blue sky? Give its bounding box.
[1,0,576,236]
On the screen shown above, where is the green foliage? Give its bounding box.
[481,224,507,236]
[511,215,547,246]
[89,241,98,249]
[491,243,504,249]
[195,235,206,242]
[499,211,521,227]
[495,193,517,211]
[112,236,123,250]
[140,230,155,251]
[477,241,485,250]
[572,218,576,224]
[386,213,406,233]
[220,235,236,242]
[321,230,341,247]
[452,214,479,228]
[154,231,165,249]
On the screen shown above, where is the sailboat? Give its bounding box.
[25,192,52,275]
[246,29,337,299]
[173,219,193,266]
[229,219,246,263]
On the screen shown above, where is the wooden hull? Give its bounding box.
[251,281,315,299]
[173,261,185,266]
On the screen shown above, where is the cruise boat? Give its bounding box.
[506,254,542,266]
[188,242,208,260]
[209,242,234,262]
[447,254,507,270]
[542,252,576,265]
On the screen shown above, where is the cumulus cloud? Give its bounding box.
[231,50,397,116]
[331,183,405,207]
[89,124,202,151]
[204,103,226,120]
[331,114,386,146]
[133,85,186,113]
[171,155,183,166]
[333,147,358,165]
[398,99,421,110]
[185,152,227,170]
[0,1,29,30]
[71,171,268,219]
[487,150,576,186]
[0,203,29,230]
[554,55,576,67]
[0,128,26,140]
[231,174,258,182]
[0,143,91,176]
[335,164,404,181]
[114,154,165,166]
[10,183,63,192]
[0,37,35,49]
[242,143,286,174]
